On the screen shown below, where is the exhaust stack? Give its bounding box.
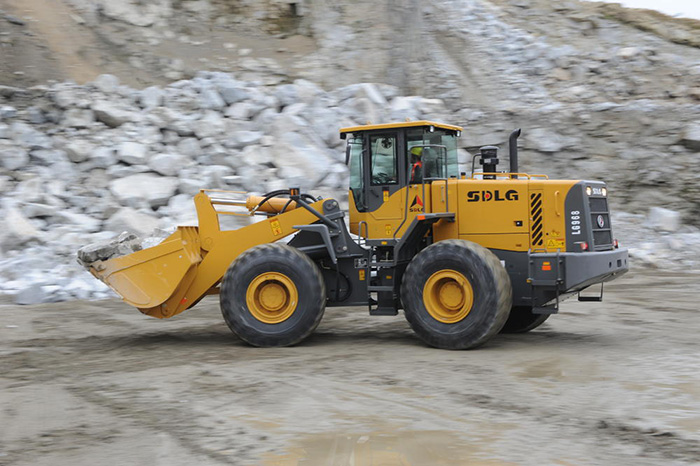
[509,128,521,179]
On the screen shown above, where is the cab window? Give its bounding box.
[407,129,459,180]
[370,134,398,185]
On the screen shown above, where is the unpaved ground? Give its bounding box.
[1,270,700,465]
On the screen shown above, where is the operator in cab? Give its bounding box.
[409,146,423,184]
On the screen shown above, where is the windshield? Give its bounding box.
[407,129,458,179]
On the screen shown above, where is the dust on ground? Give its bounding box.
[1,270,699,465]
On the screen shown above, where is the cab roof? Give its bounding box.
[339,120,463,134]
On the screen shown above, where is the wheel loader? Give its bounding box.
[85,121,628,349]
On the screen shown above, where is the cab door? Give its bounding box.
[365,131,403,219]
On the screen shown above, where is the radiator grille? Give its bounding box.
[589,195,613,249]
[589,197,608,213]
[530,192,544,247]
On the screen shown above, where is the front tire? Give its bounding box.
[401,240,512,350]
[220,244,326,347]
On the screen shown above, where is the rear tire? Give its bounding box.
[401,240,512,350]
[220,244,326,347]
[500,306,550,333]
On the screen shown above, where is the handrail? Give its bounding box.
[470,172,548,180]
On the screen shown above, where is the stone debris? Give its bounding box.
[77,231,142,266]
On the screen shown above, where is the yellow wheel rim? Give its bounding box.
[423,270,474,324]
[246,272,298,324]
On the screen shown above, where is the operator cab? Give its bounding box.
[341,121,462,213]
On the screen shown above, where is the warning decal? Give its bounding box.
[270,219,282,236]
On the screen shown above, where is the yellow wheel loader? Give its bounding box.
[85,121,628,349]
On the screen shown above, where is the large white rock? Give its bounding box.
[217,83,249,105]
[525,127,578,153]
[56,211,102,233]
[680,121,700,151]
[176,138,202,157]
[9,122,52,149]
[647,207,681,233]
[269,132,334,189]
[92,74,120,94]
[224,131,263,149]
[14,284,49,305]
[90,147,118,168]
[77,231,142,264]
[0,147,29,170]
[148,152,188,176]
[64,141,93,163]
[116,141,148,165]
[63,108,95,128]
[389,96,421,121]
[199,87,226,110]
[104,208,161,237]
[109,173,179,208]
[140,86,164,108]
[92,101,137,128]
[193,112,226,139]
[0,203,44,251]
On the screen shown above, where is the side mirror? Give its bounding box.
[345,143,351,165]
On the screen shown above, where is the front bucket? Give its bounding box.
[89,227,202,317]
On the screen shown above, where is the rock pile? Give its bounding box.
[0,73,461,304]
[0,64,698,304]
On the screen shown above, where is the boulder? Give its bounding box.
[63,108,95,128]
[109,173,179,208]
[14,284,49,305]
[617,47,640,59]
[225,102,258,120]
[0,105,17,120]
[525,128,578,153]
[199,87,226,110]
[64,141,93,163]
[56,211,102,233]
[77,231,142,265]
[680,122,700,151]
[91,147,118,168]
[647,207,681,233]
[9,122,52,149]
[92,74,120,94]
[148,152,188,176]
[92,101,137,128]
[0,147,29,170]
[217,83,249,105]
[224,131,263,149]
[193,112,226,139]
[140,86,164,108]
[116,141,148,165]
[104,208,161,237]
[176,138,202,157]
[0,203,43,251]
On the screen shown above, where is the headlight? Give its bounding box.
[586,186,592,196]
[602,187,608,196]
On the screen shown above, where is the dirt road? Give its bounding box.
[1,270,699,465]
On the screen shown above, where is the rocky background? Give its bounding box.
[0,0,699,304]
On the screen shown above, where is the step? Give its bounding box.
[370,260,395,267]
[367,285,394,292]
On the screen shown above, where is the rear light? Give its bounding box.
[577,241,589,251]
[614,239,619,249]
